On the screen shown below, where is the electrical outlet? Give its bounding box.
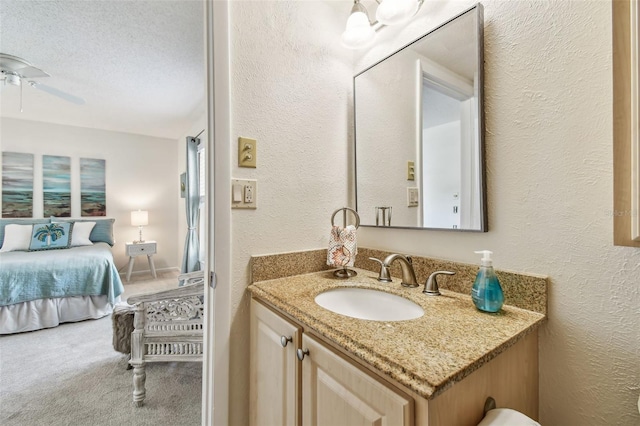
[407,187,419,207]
[244,184,254,203]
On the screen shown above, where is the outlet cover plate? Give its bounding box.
[231,179,257,209]
[407,187,419,207]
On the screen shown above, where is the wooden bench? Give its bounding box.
[125,274,205,407]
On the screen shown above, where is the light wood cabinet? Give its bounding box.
[250,298,538,426]
[250,299,301,426]
[300,333,412,426]
[250,299,411,426]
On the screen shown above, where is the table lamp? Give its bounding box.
[131,210,148,243]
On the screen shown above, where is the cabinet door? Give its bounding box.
[250,299,301,426]
[300,334,413,426]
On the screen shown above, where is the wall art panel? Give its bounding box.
[43,155,71,217]
[80,158,106,217]
[2,152,34,218]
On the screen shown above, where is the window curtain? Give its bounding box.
[181,136,201,279]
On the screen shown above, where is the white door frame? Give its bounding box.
[202,0,231,424]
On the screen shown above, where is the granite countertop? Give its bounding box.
[248,268,546,400]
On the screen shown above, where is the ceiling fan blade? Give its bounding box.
[0,53,50,78]
[14,66,50,79]
[29,82,85,105]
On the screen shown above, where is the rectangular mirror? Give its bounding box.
[354,4,486,231]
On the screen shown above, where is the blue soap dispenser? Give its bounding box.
[471,250,504,313]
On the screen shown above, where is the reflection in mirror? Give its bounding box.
[355,4,486,231]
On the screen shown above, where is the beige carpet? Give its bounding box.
[0,271,203,426]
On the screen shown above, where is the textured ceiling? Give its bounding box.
[0,0,204,139]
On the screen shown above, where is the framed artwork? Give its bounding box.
[80,158,106,217]
[43,155,71,217]
[1,152,34,218]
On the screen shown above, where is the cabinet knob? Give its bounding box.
[280,335,293,347]
[296,348,309,361]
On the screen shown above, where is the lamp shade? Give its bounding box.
[341,2,375,49]
[376,0,419,26]
[131,210,149,227]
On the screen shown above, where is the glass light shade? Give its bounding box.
[376,0,419,26]
[341,11,375,49]
[131,210,149,227]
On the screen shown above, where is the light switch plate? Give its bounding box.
[407,161,415,181]
[238,137,257,168]
[231,179,257,209]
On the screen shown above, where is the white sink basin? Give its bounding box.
[315,287,424,321]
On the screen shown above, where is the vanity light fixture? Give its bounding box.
[376,0,420,25]
[341,0,424,49]
[341,0,376,49]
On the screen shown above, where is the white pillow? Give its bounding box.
[0,224,33,252]
[69,221,95,246]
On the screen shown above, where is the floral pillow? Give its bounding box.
[29,222,73,251]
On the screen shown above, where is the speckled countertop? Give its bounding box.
[248,268,546,400]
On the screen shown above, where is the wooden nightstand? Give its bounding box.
[125,241,157,282]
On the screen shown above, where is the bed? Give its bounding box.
[0,218,124,334]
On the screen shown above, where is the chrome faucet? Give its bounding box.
[369,254,419,288]
[369,257,392,282]
[423,271,455,296]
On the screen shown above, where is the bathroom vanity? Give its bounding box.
[248,268,545,426]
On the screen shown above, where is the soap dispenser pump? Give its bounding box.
[471,250,504,313]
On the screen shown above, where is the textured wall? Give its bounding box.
[1,117,180,272]
[354,1,640,424]
[228,1,352,424]
[227,0,639,423]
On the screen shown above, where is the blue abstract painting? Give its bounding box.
[80,158,106,217]
[43,155,71,217]
[2,152,34,218]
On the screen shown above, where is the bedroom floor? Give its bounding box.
[0,269,202,426]
[121,268,181,299]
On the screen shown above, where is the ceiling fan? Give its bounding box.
[0,53,85,110]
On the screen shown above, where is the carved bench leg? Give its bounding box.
[132,363,146,407]
[130,305,146,407]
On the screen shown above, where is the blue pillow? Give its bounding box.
[51,217,115,246]
[0,218,50,248]
[29,222,73,251]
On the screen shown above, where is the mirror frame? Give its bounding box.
[613,0,640,247]
[353,3,487,232]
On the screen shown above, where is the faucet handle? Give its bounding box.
[423,271,455,296]
[369,257,392,282]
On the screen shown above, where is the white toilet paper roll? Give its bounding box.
[477,408,541,426]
